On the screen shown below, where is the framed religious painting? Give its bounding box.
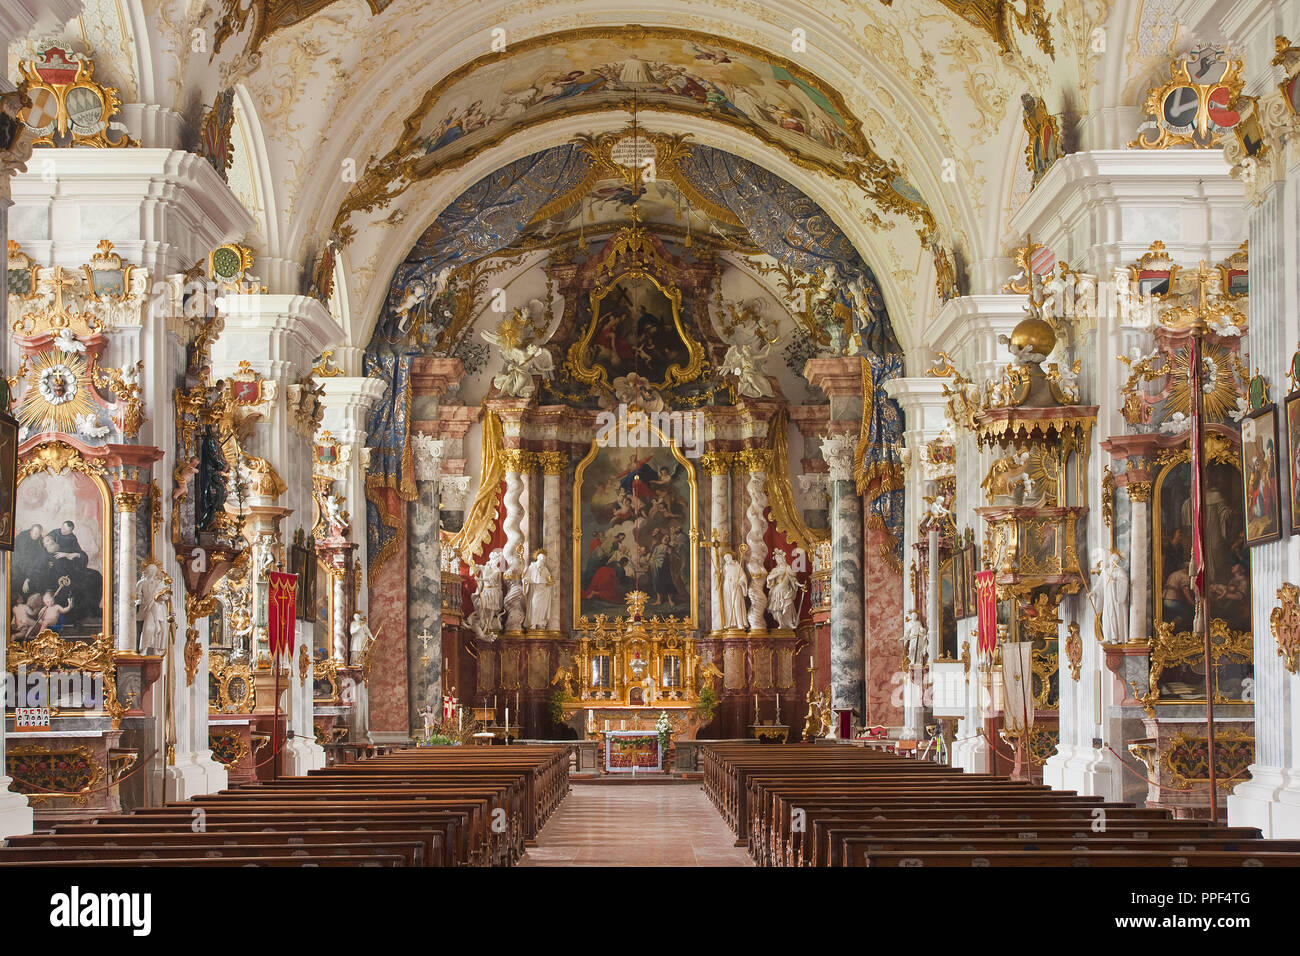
[1287,392,1300,536]
[1241,403,1283,546]
[573,434,698,626]
[8,446,112,642]
[0,413,17,551]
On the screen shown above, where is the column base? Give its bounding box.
[950,721,990,773]
[1228,764,1300,838]
[1042,744,1122,802]
[0,779,33,838]
[164,751,229,801]
[282,739,327,775]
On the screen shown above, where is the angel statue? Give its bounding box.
[481,319,555,398]
[322,494,348,537]
[551,663,576,698]
[720,340,775,399]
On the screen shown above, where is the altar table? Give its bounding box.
[603,730,662,773]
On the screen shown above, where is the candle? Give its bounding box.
[505,707,509,739]
[458,707,463,732]
[776,696,781,722]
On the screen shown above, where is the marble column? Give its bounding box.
[1126,481,1152,646]
[502,451,527,632]
[408,434,445,729]
[540,452,565,632]
[701,453,733,631]
[823,433,864,725]
[114,491,142,652]
[742,454,769,632]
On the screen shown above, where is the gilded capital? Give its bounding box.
[1126,480,1152,503]
[114,491,145,513]
[736,448,769,473]
[699,452,733,476]
[500,448,529,473]
[537,451,567,475]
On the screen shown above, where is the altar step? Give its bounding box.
[571,772,703,783]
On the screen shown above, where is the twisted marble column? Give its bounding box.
[743,457,769,632]
[822,433,864,723]
[502,451,526,631]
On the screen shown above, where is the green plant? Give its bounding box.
[655,711,672,755]
[548,688,568,725]
[694,685,719,721]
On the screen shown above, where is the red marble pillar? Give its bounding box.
[366,542,409,738]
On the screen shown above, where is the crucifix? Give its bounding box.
[417,628,435,667]
[700,529,726,628]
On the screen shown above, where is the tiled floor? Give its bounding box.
[519,781,753,867]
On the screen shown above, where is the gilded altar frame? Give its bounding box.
[572,425,700,631]
[567,268,704,394]
[7,442,114,646]
[1146,437,1253,709]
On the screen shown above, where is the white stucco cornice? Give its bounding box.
[10,148,255,272]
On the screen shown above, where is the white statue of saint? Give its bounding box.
[765,549,805,630]
[720,341,774,399]
[349,613,374,660]
[1095,550,1129,645]
[523,550,554,631]
[721,551,749,630]
[468,549,505,640]
[134,563,171,655]
[903,610,926,668]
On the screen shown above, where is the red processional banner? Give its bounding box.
[975,570,998,656]
[267,571,298,658]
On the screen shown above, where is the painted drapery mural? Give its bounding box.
[365,140,908,572]
[364,145,591,576]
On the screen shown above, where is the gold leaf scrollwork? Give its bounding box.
[1269,582,1300,675]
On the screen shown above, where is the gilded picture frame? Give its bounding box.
[1286,392,1300,537]
[7,443,113,645]
[572,422,699,630]
[569,269,703,394]
[0,413,17,551]
[1242,403,1283,546]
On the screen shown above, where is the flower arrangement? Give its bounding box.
[656,710,672,757]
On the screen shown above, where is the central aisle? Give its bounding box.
[519,781,754,867]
